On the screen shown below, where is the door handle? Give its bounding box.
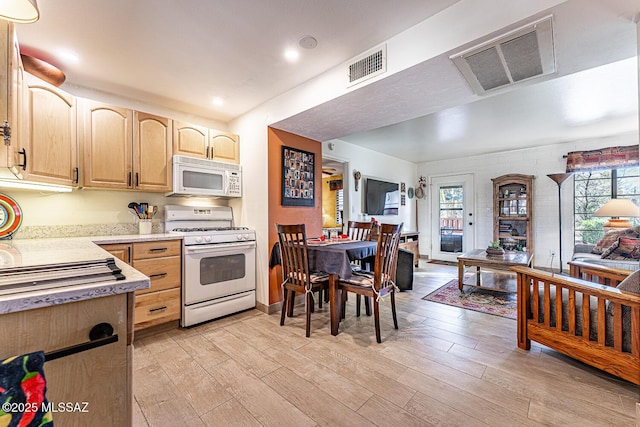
[17,148,27,171]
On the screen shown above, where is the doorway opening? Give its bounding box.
[321,158,348,231]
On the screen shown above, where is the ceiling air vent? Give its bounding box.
[451,16,555,95]
[348,44,386,87]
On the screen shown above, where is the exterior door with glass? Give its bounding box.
[430,174,475,262]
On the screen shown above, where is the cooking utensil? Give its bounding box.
[128,202,144,219]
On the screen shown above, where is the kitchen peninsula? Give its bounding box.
[0,237,150,426]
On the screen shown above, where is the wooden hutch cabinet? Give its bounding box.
[492,174,534,253]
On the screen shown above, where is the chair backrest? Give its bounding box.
[276,223,310,288]
[347,221,373,241]
[373,223,403,290]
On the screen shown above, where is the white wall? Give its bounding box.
[322,139,417,231]
[417,131,638,269]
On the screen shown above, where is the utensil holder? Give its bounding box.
[139,219,152,235]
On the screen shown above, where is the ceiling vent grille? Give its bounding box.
[451,16,555,95]
[348,44,386,87]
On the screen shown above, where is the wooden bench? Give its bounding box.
[513,262,640,385]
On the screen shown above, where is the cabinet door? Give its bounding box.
[22,73,78,185]
[133,112,172,192]
[0,22,22,171]
[209,130,239,164]
[81,99,132,189]
[100,243,132,264]
[173,120,208,159]
[0,294,131,426]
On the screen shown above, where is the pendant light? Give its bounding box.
[0,0,40,24]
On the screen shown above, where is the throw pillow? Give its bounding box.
[592,227,639,255]
[601,237,640,260]
[617,269,640,294]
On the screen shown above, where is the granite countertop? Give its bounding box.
[0,233,182,314]
[90,233,183,245]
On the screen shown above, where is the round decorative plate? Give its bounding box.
[415,186,424,199]
[0,193,22,239]
[407,187,414,199]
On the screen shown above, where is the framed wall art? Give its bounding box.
[282,146,315,207]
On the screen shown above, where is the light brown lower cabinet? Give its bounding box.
[100,239,182,330]
[0,293,132,426]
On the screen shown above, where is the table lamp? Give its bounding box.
[593,198,640,228]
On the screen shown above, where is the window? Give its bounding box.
[574,167,640,244]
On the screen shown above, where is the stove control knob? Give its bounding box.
[243,234,250,240]
[195,236,203,243]
[237,234,243,240]
[204,236,212,242]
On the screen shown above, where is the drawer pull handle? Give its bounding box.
[149,273,167,280]
[44,323,118,362]
[149,248,168,253]
[149,306,167,313]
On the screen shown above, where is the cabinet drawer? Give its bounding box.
[134,288,180,327]
[132,256,180,294]
[132,240,181,260]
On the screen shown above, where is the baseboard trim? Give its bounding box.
[261,294,309,315]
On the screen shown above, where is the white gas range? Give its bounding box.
[165,205,256,327]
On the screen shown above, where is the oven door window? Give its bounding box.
[200,253,245,285]
[183,169,224,191]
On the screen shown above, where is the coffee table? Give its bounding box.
[457,249,533,292]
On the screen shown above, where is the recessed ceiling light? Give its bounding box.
[284,49,299,62]
[212,97,224,106]
[57,49,80,64]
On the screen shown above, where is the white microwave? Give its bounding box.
[168,155,242,198]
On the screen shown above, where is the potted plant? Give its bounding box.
[486,240,505,255]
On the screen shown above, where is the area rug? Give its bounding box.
[422,279,517,319]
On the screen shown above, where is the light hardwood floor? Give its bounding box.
[132,262,639,426]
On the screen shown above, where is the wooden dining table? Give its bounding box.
[270,238,377,336]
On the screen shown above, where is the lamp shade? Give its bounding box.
[0,0,39,23]
[594,198,640,228]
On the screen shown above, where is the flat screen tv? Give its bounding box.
[365,178,399,215]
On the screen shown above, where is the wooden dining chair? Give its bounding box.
[347,221,373,241]
[347,220,374,316]
[338,222,403,343]
[276,223,329,337]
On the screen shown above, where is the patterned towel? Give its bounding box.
[0,351,53,427]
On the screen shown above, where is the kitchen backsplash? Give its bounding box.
[13,222,165,239]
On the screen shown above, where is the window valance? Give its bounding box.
[566,145,639,172]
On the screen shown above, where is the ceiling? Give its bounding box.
[15,0,458,122]
[14,0,640,164]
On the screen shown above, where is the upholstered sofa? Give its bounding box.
[572,226,640,271]
[513,261,639,384]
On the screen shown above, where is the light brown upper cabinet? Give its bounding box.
[81,103,173,192]
[174,120,239,164]
[80,99,133,189]
[133,112,172,192]
[209,130,239,164]
[19,73,78,186]
[173,120,208,159]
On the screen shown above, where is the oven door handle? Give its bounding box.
[185,242,256,254]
